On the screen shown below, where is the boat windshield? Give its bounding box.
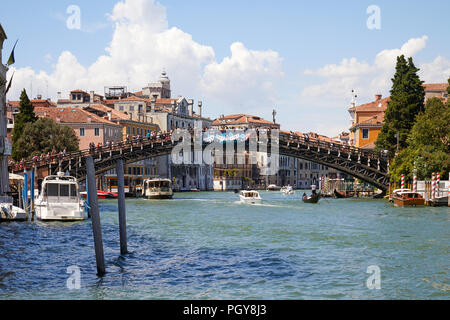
[44,183,78,202]
[147,181,171,192]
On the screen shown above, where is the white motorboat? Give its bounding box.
[266,184,281,191]
[0,202,27,221]
[281,185,294,195]
[35,172,85,221]
[239,190,262,204]
[143,178,173,199]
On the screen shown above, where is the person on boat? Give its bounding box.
[311,184,317,195]
[302,193,308,200]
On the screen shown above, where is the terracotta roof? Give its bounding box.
[156,98,178,105]
[355,97,390,112]
[34,106,120,126]
[115,96,150,103]
[423,83,448,92]
[361,142,376,150]
[7,101,19,107]
[212,114,278,127]
[70,89,89,95]
[83,104,130,121]
[133,91,143,95]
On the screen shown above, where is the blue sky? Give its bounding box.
[1,0,449,136]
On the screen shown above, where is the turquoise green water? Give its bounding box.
[0,191,448,299]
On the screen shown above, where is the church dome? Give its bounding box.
[159,70,170,84]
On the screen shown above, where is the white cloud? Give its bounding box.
[419,56,450,83]
[7,0,283,118]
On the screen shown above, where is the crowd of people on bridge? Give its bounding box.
[9,127,389,172]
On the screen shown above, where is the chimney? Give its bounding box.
[107,110,112,121]
[57,92,62,100]
[37,94,42,100]
[87,115,92,123]
[375,94,382,101]
[188,99,194,117]
[151,97,156,112]
[90,91,95,103]
[198,101,203,118]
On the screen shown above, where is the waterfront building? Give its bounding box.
[6,97,56,141]
[57,89,104,108]
[34,106,123,150]
[83,103,160,192]
[120,71,214,191]
[211,114,279,191]
[349,83,448,149]
[0,24,11,201]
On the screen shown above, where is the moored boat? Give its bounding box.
[239,190,262,204]
[80,190,118,199]
[266,184,281,191]
[35,172,85,221]
[333,189,353,198]
[391,190,425,207]
[143,178,173,199]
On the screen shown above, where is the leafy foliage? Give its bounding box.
[388,97,449,182]
[13,117,80,160]
[12,89,37,160]
[375,55,425,156]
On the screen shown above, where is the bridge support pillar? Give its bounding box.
[86,156,106,276]
[116,159,128,255]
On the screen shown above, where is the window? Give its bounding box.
[72,94,76,100]
[129,106,134,111]
[94,128,100,136]
[362,129,369,139]
[119,106,124,111]
[80,128,85,136]
[77,94,81,100]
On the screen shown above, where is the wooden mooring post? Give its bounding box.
[86,156,106,276]
[116,159,128,255]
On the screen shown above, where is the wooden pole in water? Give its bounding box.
[116,159,128,255]
[86,156,106,276]
[30,168,35,221]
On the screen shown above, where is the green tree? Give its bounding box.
[12,89,37,160]
[447,76,450,96]
[375,55,425,156]
[389,97,449,182]
[14,117,79,160]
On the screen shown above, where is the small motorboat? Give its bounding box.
[302,192,321,204]
[239,190,262,204]
[266,184,281,191]
[389,189,411,202]
[80,190,118,199]
[391,190,425,207]
[281,186,294,195]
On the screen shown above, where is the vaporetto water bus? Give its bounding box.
[143,178,174,199]
[35,172,85,221]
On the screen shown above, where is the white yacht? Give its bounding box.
[35,172,85,221]
[239,190,262,204]
[281,185,294,195]
[143,178,173,199]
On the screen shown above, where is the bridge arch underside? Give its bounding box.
[277,143,389,192]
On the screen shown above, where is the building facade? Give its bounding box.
[0,24,10,200]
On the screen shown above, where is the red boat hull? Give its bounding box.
[81,191,118,199]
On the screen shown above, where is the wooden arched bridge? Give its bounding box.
[10,130,390,191]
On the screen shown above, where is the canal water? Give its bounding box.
[0,191,448,300]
